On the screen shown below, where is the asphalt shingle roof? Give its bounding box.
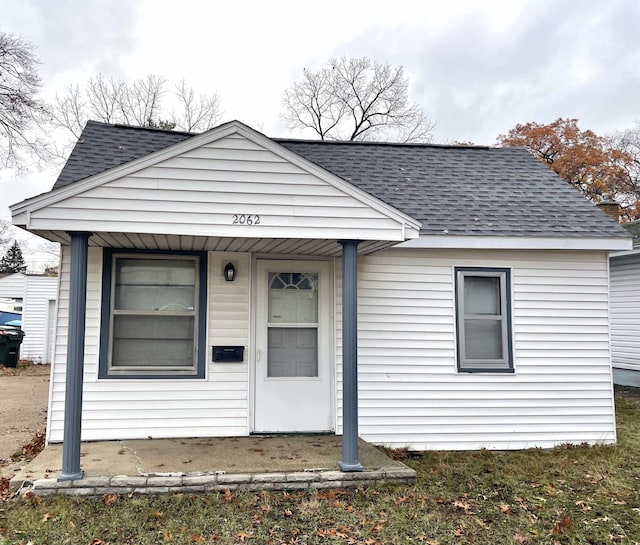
[52,121,629,239]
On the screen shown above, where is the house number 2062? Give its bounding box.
[232,214,261,225]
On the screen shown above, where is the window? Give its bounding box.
[99,250,206,378]
[267,272,319,378]
[455,267,513,372]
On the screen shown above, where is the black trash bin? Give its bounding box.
[0,326,25,368]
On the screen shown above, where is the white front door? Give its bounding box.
[254,260,333,433]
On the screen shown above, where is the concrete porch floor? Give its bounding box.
[11,435,416,496]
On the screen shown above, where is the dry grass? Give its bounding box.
[1,389,639,545]
[0,361,50,377]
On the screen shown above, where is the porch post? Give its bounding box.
[338,240,363,472]
[58,232,91,481]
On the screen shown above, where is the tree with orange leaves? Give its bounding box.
[497,118,636,220]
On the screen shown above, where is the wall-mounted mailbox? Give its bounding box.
[212,346,244,362]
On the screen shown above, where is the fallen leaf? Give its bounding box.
[223,488,235,503]
[152,511,164,518]
[102,493,118,505]
[453,500,473,514]
[551,516,572,535]
[453,528,464,537]
[513,533,528,543]
[190,534,205,543]
[499,504,514,515]
[236,531,251,542]
[90,540,105,545]
[41,513,53,522]
[283,508,293,517]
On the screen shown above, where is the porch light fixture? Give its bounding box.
[224,262,236,282]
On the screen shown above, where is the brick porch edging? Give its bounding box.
[18,466,416,497]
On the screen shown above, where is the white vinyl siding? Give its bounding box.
[610,253,640,372]
[47,248,250,443]
[49,245,616,450]
[21,276,58,363]
[27,134,407,241]
[0,273,25,299]
[336,248,615,451]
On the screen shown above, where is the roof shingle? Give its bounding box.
[52,121,628,239]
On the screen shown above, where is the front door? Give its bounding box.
[254,260,333,433]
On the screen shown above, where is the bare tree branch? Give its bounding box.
[608,120,640,220]
[53,74,223,155]
[118,74,168,126]
[0,31,53,170]
[282,67,345,140]
[173,79,223,132]
[0,219,12,248]
[53,84,86,139]
[87,75,122,124]
[281,56,435,142]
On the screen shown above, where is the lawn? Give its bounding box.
[1,389,639,545]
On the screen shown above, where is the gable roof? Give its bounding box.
[49,120,627,239]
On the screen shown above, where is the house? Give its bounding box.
[0,272,58,363]
[610,220,640,386]
[10,120,630,481]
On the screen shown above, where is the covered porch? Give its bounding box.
[52,232,385,481]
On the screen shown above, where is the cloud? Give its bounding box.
[3,0,139,88]
[339,0,640,143]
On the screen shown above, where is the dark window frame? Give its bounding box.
[98,248,207,379]
[454,267,514,373]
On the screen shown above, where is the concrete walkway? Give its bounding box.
[11,435,416,496]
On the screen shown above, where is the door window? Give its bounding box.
[267,272,319,378]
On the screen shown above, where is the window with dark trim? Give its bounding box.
[455,267,513,372]
[99,249,207,379]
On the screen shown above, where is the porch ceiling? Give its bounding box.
[32,230,400,256]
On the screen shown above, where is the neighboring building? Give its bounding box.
[610,220,640,386]
[0,272,58,363]
[10,120,631,478]
[0,273,24,313]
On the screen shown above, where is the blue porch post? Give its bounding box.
[339,240,363,472]
[58,232,91,481]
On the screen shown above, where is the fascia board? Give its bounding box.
[610,248,640,258]
[397,235,633,251]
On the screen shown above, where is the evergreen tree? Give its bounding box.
[0,240,27,273]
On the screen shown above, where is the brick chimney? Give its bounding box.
[597,194,620,222]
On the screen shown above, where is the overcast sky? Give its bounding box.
[1,0,639,231]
